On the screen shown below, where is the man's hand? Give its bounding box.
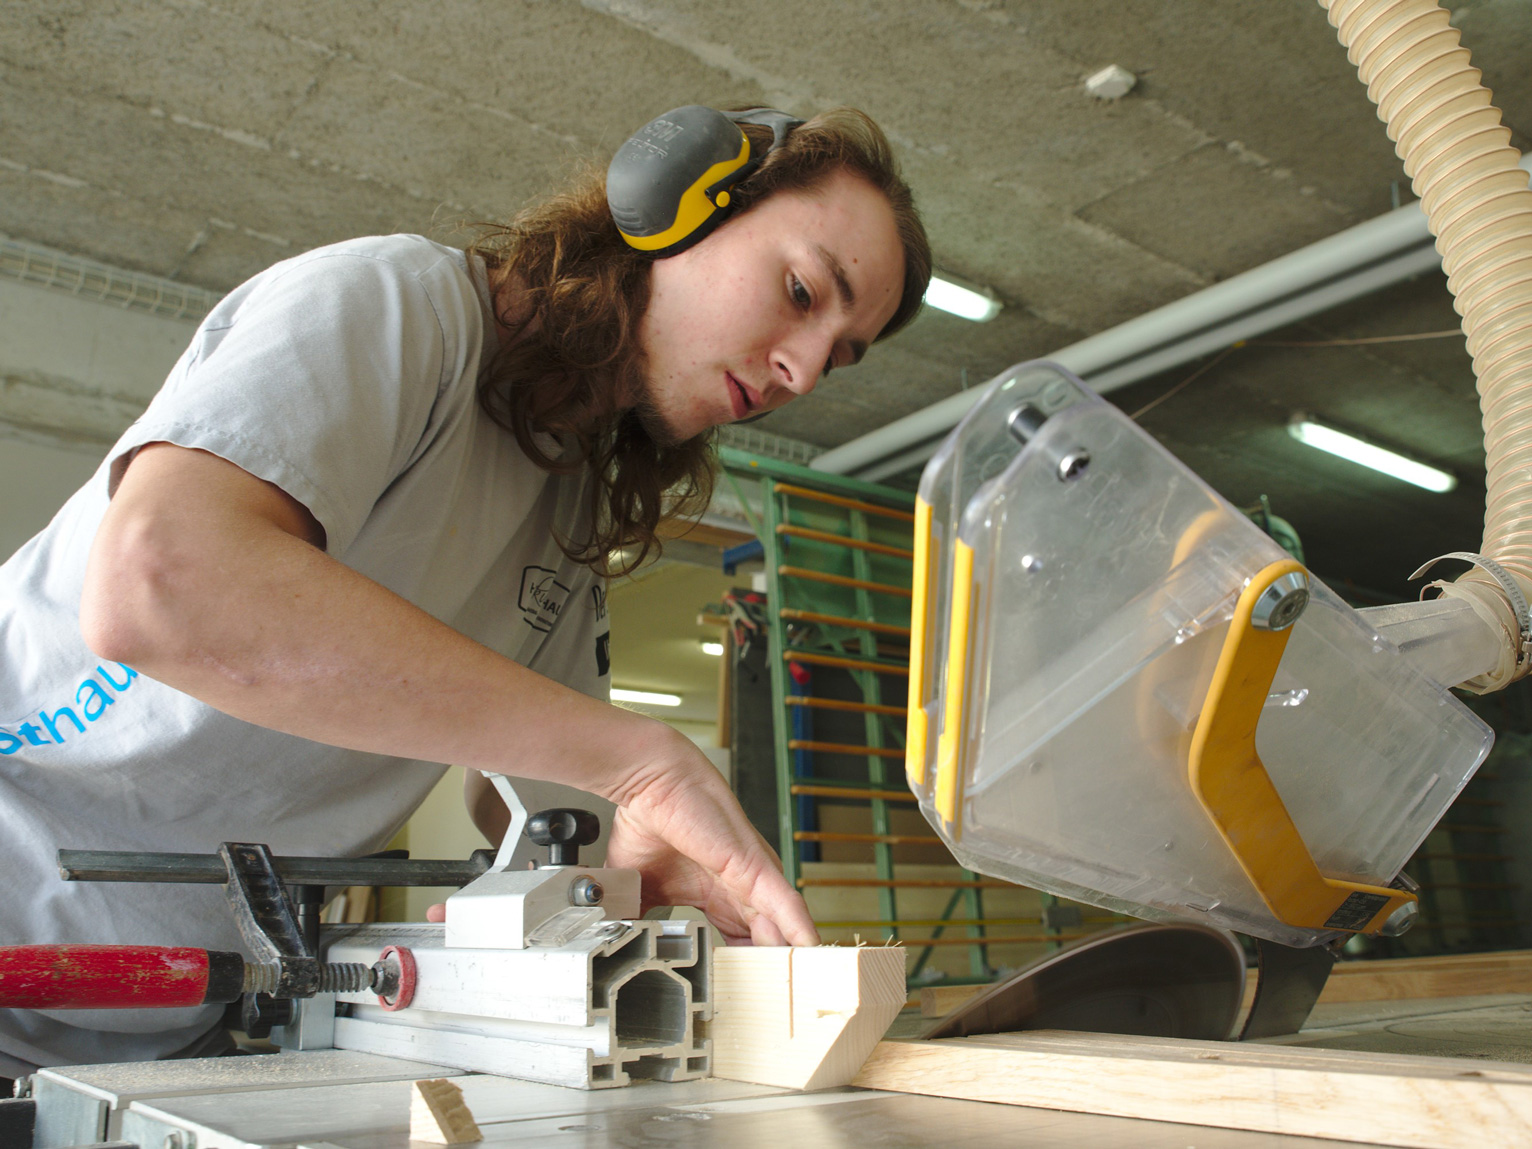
[602,741,819,946]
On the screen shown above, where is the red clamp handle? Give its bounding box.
[0,945,245,1009]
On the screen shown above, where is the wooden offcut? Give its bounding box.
[710,945,907,1091]
[853,1031,1532,1148]
[409,1078,482,1145]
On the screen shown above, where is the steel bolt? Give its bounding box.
[1056,449,1090,481]
[1251,571,1310,631]
[1006,403,1047,443]
[1378,900,1418,938]
[571,876,604,906]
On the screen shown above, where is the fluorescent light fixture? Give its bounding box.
[1288,417,1456,493]
[924,274,1001,322]
[611,688,682,707]
[700,641,724,656]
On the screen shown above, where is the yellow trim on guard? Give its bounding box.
[905,498,935,790]
[617,137,751,252]
[934,539,975,833]
[1187,559,1416,934]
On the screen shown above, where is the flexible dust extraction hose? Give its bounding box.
[1320,0,1532,691]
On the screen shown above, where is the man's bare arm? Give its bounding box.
[81,443,816,946]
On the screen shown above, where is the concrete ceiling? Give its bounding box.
[4,0,1531,598]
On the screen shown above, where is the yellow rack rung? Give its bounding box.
[772,481,917,523]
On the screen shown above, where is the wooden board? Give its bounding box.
[853,1030,1532,1148]
[710,945,907,1091]
[920,948,1532,1017]
[1322,949,1532,1003]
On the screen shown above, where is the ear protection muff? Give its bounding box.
[607,105,804,258]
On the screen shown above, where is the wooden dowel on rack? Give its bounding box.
[779,566,913,598]
[771,481,917,522]
[786,650,909,676]
[777,523,915,560]
[789,739,904,759]
[785,696,907,718]
[794,831,942,846]
[790,784,918,803]
[779,607,912,638]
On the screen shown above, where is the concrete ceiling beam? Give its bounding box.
[811,156,1532,480]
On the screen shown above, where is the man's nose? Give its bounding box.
[772,331,833,398]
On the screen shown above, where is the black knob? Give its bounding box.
[525,808,601,866]
[238,992,294,1039]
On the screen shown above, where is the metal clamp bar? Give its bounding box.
[58,849,487,887]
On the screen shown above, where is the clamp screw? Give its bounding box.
[571,877,604,907]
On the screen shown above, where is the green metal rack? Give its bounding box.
[719,447,1080,980]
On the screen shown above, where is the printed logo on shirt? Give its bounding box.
[595,631,611,678]
[518,565,571,633]
[591,584,607,622]
[1,663,140,755]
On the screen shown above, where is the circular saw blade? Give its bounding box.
[923,922,1246,1042]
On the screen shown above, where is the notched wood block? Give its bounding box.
[710,944,907,1091]
[410,1077,482,1144]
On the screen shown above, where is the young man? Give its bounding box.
[0,107,931,1074]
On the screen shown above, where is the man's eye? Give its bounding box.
[790,275,811,309]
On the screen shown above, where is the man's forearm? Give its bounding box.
[79,444,667,802]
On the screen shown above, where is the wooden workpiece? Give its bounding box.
[710,944,907,1091]
[920,947,1532,1017]
[1321,948,1532,1003]
[853,1029,1532,1149]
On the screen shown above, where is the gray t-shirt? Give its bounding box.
[0,235,613,1072]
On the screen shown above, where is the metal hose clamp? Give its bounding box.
[1410,551,1532,670]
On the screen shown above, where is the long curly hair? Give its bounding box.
[466,107,931,576]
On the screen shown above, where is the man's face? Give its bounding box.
[636,169,905,443]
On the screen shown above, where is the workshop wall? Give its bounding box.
[0,275,194,557]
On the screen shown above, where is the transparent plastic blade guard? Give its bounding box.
[908,362,1493,947]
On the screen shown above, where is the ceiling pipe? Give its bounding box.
[812,156,1532,480]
